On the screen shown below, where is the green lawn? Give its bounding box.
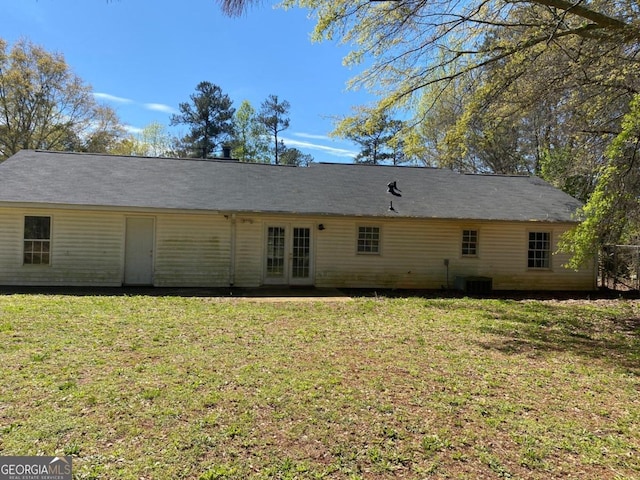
[0,294,638,479]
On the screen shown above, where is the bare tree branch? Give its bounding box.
[524,0,629,30]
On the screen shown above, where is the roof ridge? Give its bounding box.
[30,150,303,167]
[32,149,188,162]
[313,162,440,170]
[462,171,531,178]
[26,151,533,176]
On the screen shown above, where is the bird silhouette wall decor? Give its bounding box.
[387,181,402,197]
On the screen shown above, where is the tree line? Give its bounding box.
[0,37,420,167]
[0,39,314,166]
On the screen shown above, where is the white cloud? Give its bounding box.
[281,137,357,159]
[144,103,178,114]
[93,92,176,115]
[292,132,331,141]
[123,125,143,135]
[93,92,133,104]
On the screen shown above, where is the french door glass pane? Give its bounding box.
[267,227,285,276]
[292,227,310,278]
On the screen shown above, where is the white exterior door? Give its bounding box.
[264,225,313,285]
[124,217,155,285]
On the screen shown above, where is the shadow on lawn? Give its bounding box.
[1,285,637,373]
[474,300,640,374]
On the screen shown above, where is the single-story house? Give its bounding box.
[0,150,596,290]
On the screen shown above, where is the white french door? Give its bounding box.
[264,224,313,285]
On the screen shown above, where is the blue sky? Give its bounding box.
[2,0,376,162]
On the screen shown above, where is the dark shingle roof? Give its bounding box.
[0,150,582,222]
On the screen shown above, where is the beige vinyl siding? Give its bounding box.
[0,209,235,287]
[233,217,263,287]
[470,223,595,290]
[233,214,593,290]
[0,209,23,272]
[315,218,453,289]
[0,208,123,286]
[313,217,595,291]
[154,214,231,287]
[0,208,595,290]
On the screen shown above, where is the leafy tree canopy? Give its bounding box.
[333,106,408,165]
[170,81,235,159]
[257,94,290,164]
[277,140,314,166]
[0,38,125,160]
[231,100,271,162]
[111,122,175,157]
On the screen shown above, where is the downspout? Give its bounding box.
[444,258,450,289]
[229,213,237,287]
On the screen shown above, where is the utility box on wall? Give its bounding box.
[455,276,493,295]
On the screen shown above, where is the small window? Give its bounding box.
[528,232,550,269]
[24,216,51,265]
[357,226,380,254]
[462,229,478,256]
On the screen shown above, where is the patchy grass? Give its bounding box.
[0,294,638,479]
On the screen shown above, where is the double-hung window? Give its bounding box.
[462,229,478,257]
[357,226,380,254]
[528,232,550,269]
[24,216,51,265]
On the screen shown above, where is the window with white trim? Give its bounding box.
[462,229,478,256]
[528,231,550,269]
[357,226,380,254]
[24,216,51,265]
